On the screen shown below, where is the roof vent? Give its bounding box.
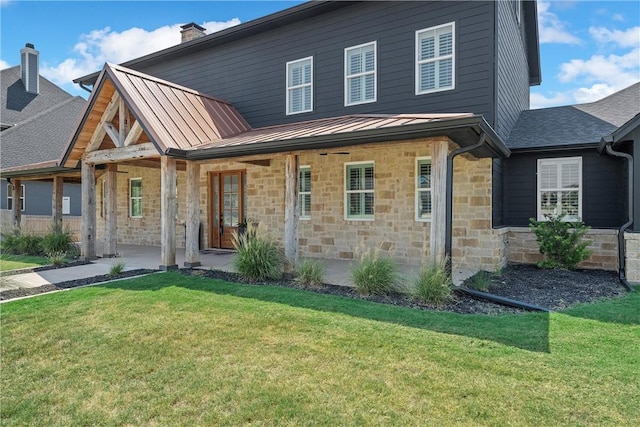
[20,43,39,94]
[180,23,206,43]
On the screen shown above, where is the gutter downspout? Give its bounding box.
[79,82,92,93]
[604,142,634,292]
[445,132,486,273]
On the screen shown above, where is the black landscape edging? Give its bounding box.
[0,260,92,277]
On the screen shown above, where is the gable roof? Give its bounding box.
[506,82,640,150]
[62,63,250,167]
[1,65,75,127]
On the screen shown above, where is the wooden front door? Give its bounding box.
[209,171,245,249]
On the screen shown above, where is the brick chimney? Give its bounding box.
[20,43,39,94]
[180,23,206,43]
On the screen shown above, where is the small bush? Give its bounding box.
[42,228,74,254]
[1,231,23,254]
[529,214,591,270]
[47,251,68,266]
[109,263,126,276]
[1,230,44,255]
[469,270,493,291]
[295,259,326,287]
[351,249,397,296]
[232,228,283,281]
[413,259,453,305]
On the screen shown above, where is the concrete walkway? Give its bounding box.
[1,244,474,297]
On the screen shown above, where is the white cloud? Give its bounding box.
[572,84,617,103]
[537,1,581,45]
[0,59,10,70]
[530,91,572,109]
[40,18,240,89]
[612,13,625,22]
[589,26,640,48]
[558,48,640,86]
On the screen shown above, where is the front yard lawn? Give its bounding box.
[1,272,638,426]
[0,253,51,272]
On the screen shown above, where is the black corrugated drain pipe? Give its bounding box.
[455,287,550,312]
[604,143,634,292]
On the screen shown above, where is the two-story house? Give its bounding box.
[16,0,636,281]
[0,44,86,235]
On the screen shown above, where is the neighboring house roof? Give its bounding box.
[1,65,75,126]
[1,97,86,170]
[63,63,509,167]
[507,82,640,150]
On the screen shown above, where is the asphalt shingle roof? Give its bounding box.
[507,82,640,150]
[1,66,87,171]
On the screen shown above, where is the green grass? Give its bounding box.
[1,273,639,426]
[0,253,51,271]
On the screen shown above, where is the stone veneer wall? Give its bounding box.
[506,227,619,271]
[94,138,506,271]
[625,232,640,283]
[96,165,187,249]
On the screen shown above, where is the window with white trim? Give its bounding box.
[299,166,311,219]
[129,178,142,218]
[416,22,455,94]
[416,158,432,221]
[345,41,376,106]
[537,157,582,221]
[345,162,374,220]
[286,57,313,115]
[7,183,25,211]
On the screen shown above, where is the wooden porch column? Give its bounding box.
[284,153,299,266]
[430,140,448,264]
[184,161,201,268]
[52,176,64,232]
[11,179,22,231]
[81,161,96,260]
[103,163,118,257]
[160,156,178,270]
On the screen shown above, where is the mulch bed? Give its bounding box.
[1,262,630,314]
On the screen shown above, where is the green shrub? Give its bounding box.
[232,228,283,281]
[295,259,326,287]
[469,270,493,291]
[351,249,397,296]
[529,214,592,270]
[412,259,453,305]
[1,231,23,254]
[47,251,68,266]
[42,228,74,254]
[109,263,126,276]
[1,230,44,256]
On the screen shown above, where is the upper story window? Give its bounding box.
[7,183,25,211]
[129,178,143,218]
[537,157,582,221]
[416,22,455,95]
[299,166,311,219]
[345,162,374,220]
[286,57,313,115]
[416,158,432,221]
[344,41,377,106]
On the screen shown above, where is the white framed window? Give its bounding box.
[62,197,70,215]
[537,157,582,221]
[344,41,377,106]
[7,183,25,211]
[129,178,142,218]
[345,162,374,220]
[416,22,455,95]
[416,158,432,221]
[299,166,311,220]
[286,57,313,115]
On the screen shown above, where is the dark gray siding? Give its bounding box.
[134,1,496,129]
[494,0,529,140]
[503,150,625,228]
[492,158,504,226]
[0,179,82,216]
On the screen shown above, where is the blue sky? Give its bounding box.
[1,0,638,109]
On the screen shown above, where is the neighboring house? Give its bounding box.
[0,43,86,234]
[7,1,638,282]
